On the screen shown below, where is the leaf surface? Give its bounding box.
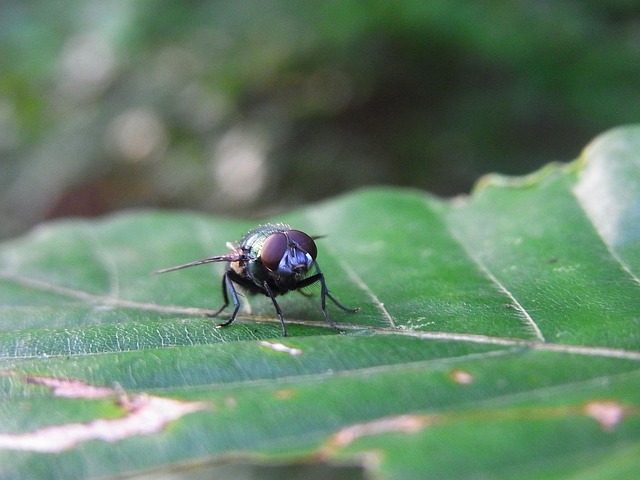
[1,126,639,479]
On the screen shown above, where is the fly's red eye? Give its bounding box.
[261,232,287,271]
[287,230,317,260]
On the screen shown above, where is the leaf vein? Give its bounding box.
[441,211,546,342]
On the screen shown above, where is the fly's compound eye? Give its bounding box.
[260,232,288,271]
[286,230,317,260]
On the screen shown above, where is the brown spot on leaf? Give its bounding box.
[0,395,207,453]
[0,374,208,452]
[583,400,625,432]
[274,389,296,400]
[449,370,475,385]
[329,415,429,448]
[25,375,116,399]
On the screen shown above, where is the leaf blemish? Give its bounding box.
[25,375,116,399]
[328,414,428,448]
[0,374,208,453]
[258,340,303,356]
[449,369,475,385]
[583,400,626,432]
[275,389,297,400]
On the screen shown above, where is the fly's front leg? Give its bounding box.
[298,272,343,332]
[317,273,343,332]
[314,263,360,313]
[298,263,359,329]
[310,262,359,313]
[325,290,360,313]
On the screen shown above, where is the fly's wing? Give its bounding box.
[153,252,243,274]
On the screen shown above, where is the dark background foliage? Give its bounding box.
[1,0,639,239]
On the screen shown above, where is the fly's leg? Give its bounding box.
[206,274,230,318]
[212,273,242,329]
[317,273,342,332]
[307,262,359,313]
[263,281,288,337]
[325,290,360,313]
[297,270,359,333]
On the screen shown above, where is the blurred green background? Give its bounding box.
[1,0,639,240]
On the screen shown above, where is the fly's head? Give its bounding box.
[259,229,317,277]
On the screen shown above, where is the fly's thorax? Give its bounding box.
[241,224,290,256]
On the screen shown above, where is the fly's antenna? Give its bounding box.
[153,254,242,274]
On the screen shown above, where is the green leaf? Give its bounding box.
[1,125,639,479]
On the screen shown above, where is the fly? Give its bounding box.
[154,223,359,336]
